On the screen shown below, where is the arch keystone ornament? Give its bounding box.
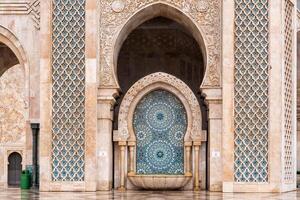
[111,0,125,13]
[114,72,204,190]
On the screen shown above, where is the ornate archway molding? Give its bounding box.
[115,72,203,142]
[99,0,221,89]
[0,26,30,189]
[0,26,29,101]
[0,26,28,66]
[98,0,223,191]
[114,72,205,190]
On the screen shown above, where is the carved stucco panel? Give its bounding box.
[116,72,202,142]
[0,65,26,144]
[99,0,221,88]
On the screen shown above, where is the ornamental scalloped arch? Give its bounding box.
[99,0,221,89]
[115,72,203,142]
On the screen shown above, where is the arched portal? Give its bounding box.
[103,2,209,88]
[0,26,28,188]
[113,16,207,190]
[115,17,207,131]
[115,72,204,190]
[7,152,22,186]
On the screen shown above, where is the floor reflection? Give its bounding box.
[0,188,299,200]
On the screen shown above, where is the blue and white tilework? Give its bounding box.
[133,90,187,175]
[234,0,269,182]
[51,0,85,181]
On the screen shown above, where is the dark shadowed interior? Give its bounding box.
[0,42,19,76]
[115,17,207,130]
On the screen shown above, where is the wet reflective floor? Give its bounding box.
[0,188,299,200]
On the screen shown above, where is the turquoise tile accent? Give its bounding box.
[133,90,187,175]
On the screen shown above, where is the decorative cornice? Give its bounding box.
[0,0,40,30]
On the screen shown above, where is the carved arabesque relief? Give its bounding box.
[99,0,221,89]
[115,72,202,142]
[0,65,26,143]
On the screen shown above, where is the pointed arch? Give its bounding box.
[112,2,208,89]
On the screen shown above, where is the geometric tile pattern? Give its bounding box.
[51,0,85,181]
[234,0,269,182]
[133,90,187,175]
[283,0,294,183]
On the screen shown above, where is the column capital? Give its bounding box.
[118,141,127,146]
[30,123,40,130]
[193,141,202,146]
[201,87,222,103]
[97,96,116,106]
[97,88,119,105]
[98,88,119,97]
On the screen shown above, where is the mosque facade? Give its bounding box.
[0,0,299,193]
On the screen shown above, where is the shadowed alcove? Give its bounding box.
[0,42,19,76]
[114,17,207,130]
[114,16,208,190]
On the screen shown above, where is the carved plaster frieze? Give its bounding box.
[0,65,26,144]
[0,0,40,30]
[116,72,203,142]
[99,0,221,89]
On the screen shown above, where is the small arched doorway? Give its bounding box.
[7,152,22,186]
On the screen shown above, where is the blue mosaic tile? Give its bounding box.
[133,90,187,175]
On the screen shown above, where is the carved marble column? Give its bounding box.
[202,88,222,192]
[185,142,192,176]
[118,141,127,191]
[128,142,135,176]
[193,142,201,191]
[97,89,118,190]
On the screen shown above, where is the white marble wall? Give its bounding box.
[0,2,40,187]
[0,64,26,187]
[0,0,298,193]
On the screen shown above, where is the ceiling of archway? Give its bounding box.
[0,42,19,76]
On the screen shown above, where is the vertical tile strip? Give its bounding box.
[51,0,85,181]
[283,0,294,183]
[234,0,269,182]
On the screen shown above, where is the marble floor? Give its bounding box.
[0,188,299,200]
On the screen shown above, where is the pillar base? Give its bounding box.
[128,172,135,176]
[185,172,192,177]
[118,186,126,191]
